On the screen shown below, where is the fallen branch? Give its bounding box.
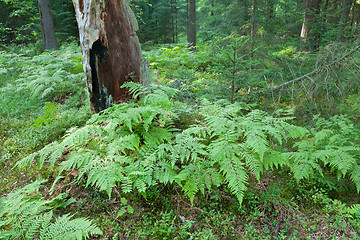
[265,44,360,93]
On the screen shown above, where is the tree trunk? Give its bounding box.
[250,0,256,59]
[266,0,275,20]
[337,0,352,41]
[187,0,196,50]
[38,0,58,50]
[72,0,149,113]
[299,0,321,51]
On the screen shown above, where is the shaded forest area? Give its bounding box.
[1,0,360,239]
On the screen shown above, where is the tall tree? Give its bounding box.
[72,0,148,113]
[187,0,196,50]
[38,0,58,50]
[250,0,256,59]
[337,0,353,41]
[299,0,321,51]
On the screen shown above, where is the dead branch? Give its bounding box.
[265,44,360,93]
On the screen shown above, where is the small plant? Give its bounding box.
[0,180,102,239]
[208,33,260,103]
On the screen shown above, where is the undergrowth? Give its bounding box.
[1,42,360,239]
[14,83,360,234]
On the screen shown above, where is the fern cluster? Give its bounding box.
[287,115,360,191]
[0,180,102,239]
[172,101,308,204]
[17,82,360,207]
[18,83,314,205]
[0,44,85,117]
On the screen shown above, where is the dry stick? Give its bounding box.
[265,44,360,93]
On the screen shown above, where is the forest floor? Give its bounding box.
[1,43,360,239]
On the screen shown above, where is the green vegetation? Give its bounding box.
[1,0,360,239]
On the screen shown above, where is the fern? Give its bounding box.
[0,180,102,240]
[17,84,311,206]
[172,102,306,204]
[287,115,360,191]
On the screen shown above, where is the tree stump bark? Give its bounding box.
[72,0,149,113]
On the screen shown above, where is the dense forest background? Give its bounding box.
[1,0,360,239]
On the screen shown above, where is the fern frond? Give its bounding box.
[244,128,268,161]
[0,180,102,240]
[86,160,122,198]
[328,150,357,177]
[263,150,288,171]
[220,157,247,205]
[287,151,323,182]
[350,165,360,193]
[40,214,102,240]
[121,81,150,99]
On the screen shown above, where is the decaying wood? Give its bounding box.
[266,44,360,93]
[72,0,149,113]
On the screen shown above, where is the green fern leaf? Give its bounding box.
[220,157,247,205]
[350,165,360,193]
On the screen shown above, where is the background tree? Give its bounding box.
[337,0,353,41]
[299,0,321,51]
[187,0,196,49]
[38,0,57,50]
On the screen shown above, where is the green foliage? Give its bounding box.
[0,0,78,46]
[0,180,102,239]
[174,101,307,204]
[30,102,60,128]
[0,43,86,118]
[20,83,311,206]
[0,0,40,45]
[134,0,187,44]
[207,33,261,103]
[0,44,90,166]
[287,115,360,192]
[2,1,360,237]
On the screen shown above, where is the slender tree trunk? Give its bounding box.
[175,0,178,43]
[210,0,214,16]
[242,0,250,36]
[250,0,256,59]
[337,0,352,41]
[187,0,196,50]
[171,0,175,43]
[38,0,58,50]
[72,0,149,113]
[299,0,321,51]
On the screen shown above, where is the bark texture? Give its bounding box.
[72,0,148,113]
[38,0,58,50]
[187,0,196,50]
